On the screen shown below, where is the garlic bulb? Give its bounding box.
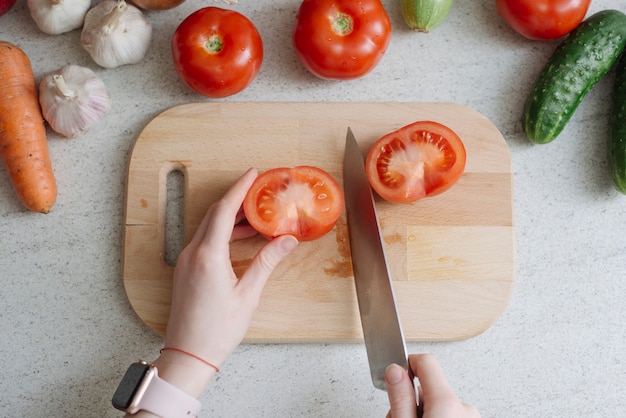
[81,0,152,69]
[39,65,111,138]
[27,0,91,35]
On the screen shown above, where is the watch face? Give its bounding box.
[112,362,150,410]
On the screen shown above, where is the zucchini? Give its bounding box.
[609,53,626,194]
[522,10,626,144]
[401,0,454,32]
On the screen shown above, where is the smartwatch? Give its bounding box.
[112,360,201,417]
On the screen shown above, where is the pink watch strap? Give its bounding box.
[137,367,201,418]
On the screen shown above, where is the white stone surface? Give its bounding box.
[1,1,625,417]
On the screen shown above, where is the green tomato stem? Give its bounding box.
[332,13,353,36]
[205,35,223,54]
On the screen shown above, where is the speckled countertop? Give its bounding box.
[1,1,625,417]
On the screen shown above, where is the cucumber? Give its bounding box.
[522,10,626,144]
[609,53,626,194]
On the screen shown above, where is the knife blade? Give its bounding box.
[343,127,408,390]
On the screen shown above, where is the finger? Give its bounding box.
[231,224,258,242]
[463,402,481,417]
[234,207,247,225]
[188,203,216,249]
[240,235,298,296]
[231,207,257,242]
[409,354,456,402]
[221,168,258,212]
[385,363,417,418]
[200,168,258,247]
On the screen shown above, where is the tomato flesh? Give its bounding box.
[365,121,466,203]
[243,166,344,241]
[496,0,591,40]
[293,0,392,80]
[172,7,263,98]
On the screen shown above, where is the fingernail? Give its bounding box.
[279,235,299,254]
[385,363,404,385]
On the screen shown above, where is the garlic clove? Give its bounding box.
[81,0,152,69]
[27,0,91,35]
[39,65,111,138]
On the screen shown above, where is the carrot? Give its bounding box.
[0,41,57,213]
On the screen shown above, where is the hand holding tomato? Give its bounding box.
[496,0,591,40]
[172,7,263,98]
[293,0,392,80]
[159,168,299,397]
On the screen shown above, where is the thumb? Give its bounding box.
[385,363,418,418]
[243,235,299,294]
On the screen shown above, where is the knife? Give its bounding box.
[343,127,409,390]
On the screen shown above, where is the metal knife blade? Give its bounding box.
[343,127,408,390]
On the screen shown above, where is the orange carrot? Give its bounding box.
[0,41,57,213]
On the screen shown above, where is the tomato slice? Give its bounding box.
[243,166,344,241]
[365,121,466,203]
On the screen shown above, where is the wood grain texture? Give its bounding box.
[122,102,514,342]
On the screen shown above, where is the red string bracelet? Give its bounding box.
[160,347,220,373]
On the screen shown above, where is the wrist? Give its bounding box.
[115,358,207,418]
[153,349,217,398]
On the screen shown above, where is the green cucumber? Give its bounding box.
[522,10,626,144]
[609,54,626,194]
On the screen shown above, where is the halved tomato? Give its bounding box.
[365,121,466,203]
[243,166,344,241]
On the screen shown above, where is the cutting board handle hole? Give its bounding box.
[164,169,184,266]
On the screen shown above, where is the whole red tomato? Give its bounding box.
[496,0,591,40]
[172,7,263,98]
[293,0,391,80]
[0,0,17,16]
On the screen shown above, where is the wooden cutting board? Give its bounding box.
[122,102,514,342]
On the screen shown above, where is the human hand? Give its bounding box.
[154,168,298,397]
[384,354,480,418]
